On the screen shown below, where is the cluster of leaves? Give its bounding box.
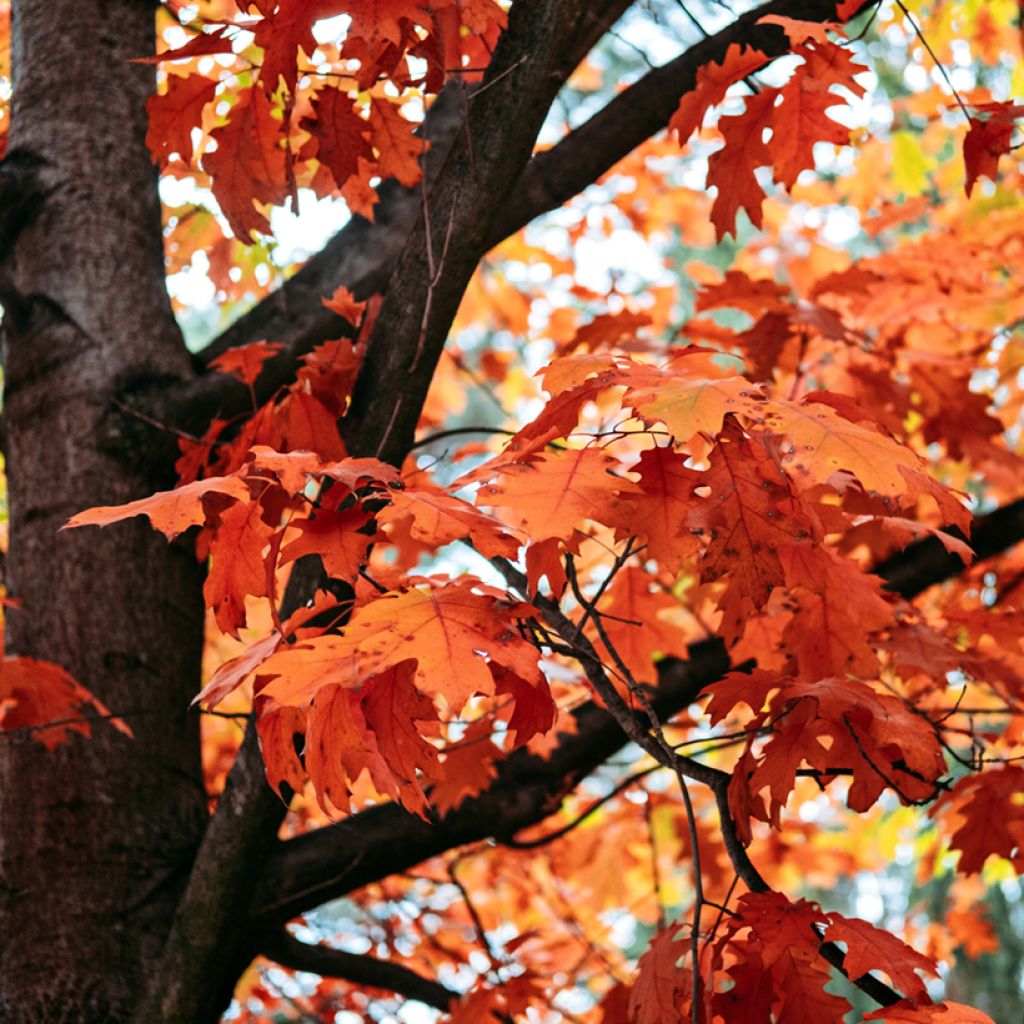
[7,0,1024,1021]
[144,0,505,239]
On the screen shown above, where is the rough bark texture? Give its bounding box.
[0,1,206,1020]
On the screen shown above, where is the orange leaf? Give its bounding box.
[368,98,423,188]
[256,703,307,798]
[769,42,865,189]
[204,499,276,637]
[64,475,251,540]
[131,25,234,64]
[823,915,937,1001]
[280,503,372,582]
[259,577,546,720]
[706,86,776,239]
[198,632,282,707]
[688,422,820,634]
[865,1001,997,1023]
[589,567,688,687]
[758,14,839,44]
[963,105,1020,196]
[669,43,769,145]
[346,0,433,56]
[210,340,284,387]
[624,366,768,444]
[378,483,522,559]
[627,446,702,570]
[764,395,924,497]
[490,662,556,744]
[629,926,690,1024]
[321,284,367,323]
[0,658,131,749]
[475,448,641,543]
[340,579,544,715]
[931,767,1024,874]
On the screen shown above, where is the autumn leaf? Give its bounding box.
[688,421,820,634]
[131,25,234,64]
[588,567,689,688]
[145,73,217,167]
[345,0,434,58]
[257,703,307,798]
[712,892,850,1024]
[475,448,641,543]
[622,364,769,445]
[209,339,284,387]
[706,86,776,238]
[629,925,690,1024]
[669,43,769,145]
[778,546,894,680]
[64,475,251,540]
[768,41,866,188]
[757,14,839,45]
[377,481,522,559]
[824,915,937,1002]
[695,269,789,319]
[706,662,946,823]
[321,284,367,323]
[258,577,547,722]
[302,87,374,190]
[490,662,556,745]
[931,767,1024,874]
[626,445,702,570]
[0,657,131,749]
[251,0,332,96]
[279,503,372,582]
[962,102,1023,196]
[203,86,289,240]
[340,579,544,715]
[198,632,282,708]
[204,499,276,637]
[304,680,397,815]
[764,395,924,498]
[368,98,423,188]
[865,1001,998,1023]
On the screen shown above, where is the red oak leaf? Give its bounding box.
[824,915,937,1002]
[963,103,1022,196]
[145,73,217,167]
[669,43,770,145]
[302,86,373,189]
[209,340,284,386]
[204,86,289,240]
[0,658,131,749]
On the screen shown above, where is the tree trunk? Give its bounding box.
[0,2,206,1020]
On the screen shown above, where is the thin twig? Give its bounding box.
[892,0,971,122]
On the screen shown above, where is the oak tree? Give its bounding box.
[1,1,1024,1022]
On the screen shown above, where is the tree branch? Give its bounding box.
[147,0,635,439]
[252,496,1024,924]
[483,0,870,248]
[150,0,863,439]
[340,0,601,464]
[878,497,1024,598]
[260,930,457,1012]
[251,637,732,925]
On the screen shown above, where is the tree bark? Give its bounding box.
[0,2,206,1020]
